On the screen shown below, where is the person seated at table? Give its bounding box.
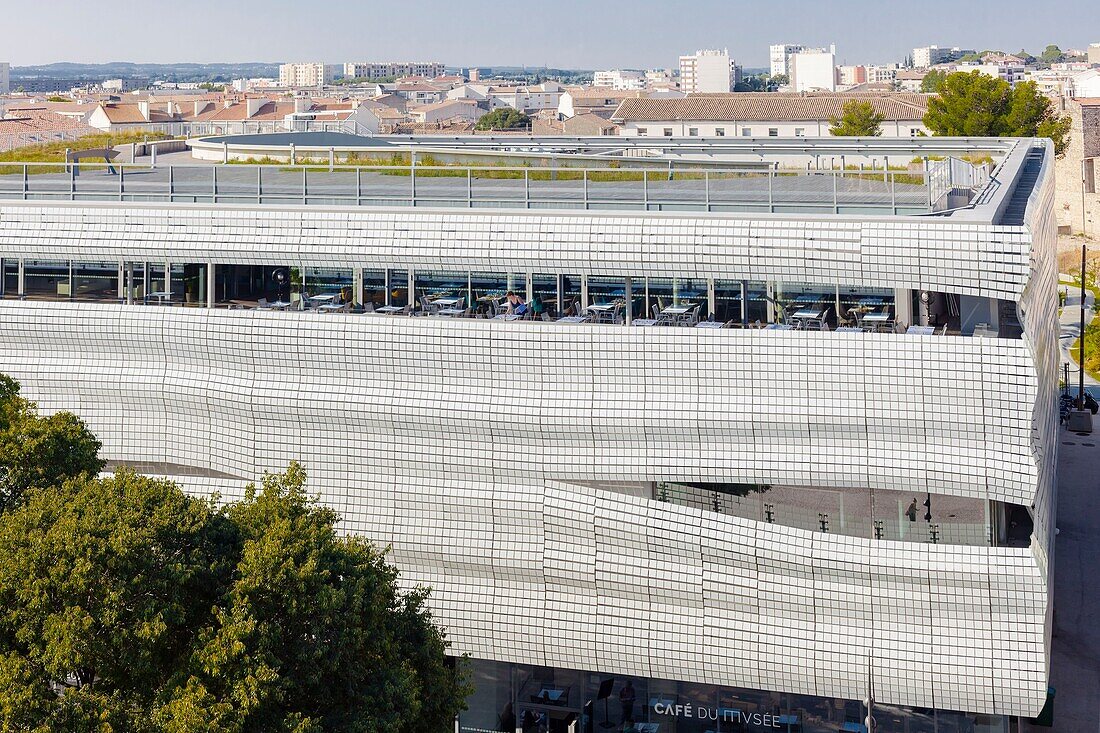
[503,291,527,315]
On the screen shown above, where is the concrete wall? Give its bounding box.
[1053,101,1100,238]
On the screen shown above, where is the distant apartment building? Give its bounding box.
[278,63,339,87]
[956,62,1027,87]
[837,65,867,87]
[592,69,646,90]
[769,44,803,78]
[790,47,837,92]
[912,45,975,69]
[645,69,677,89]
[103,78,148,92]
[343,61,446,80]
[1089,43,1100,66]
[679,49,740,93]
[0,63,9,94]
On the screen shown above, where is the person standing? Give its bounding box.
[619,680,636,724]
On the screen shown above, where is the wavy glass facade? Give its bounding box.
[0,137,1057,731]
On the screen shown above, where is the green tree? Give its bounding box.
[0,463,469,733]
[474,108,531,131]
[920,69,949,93]
[828,100,885,137]
[924,72,1071,155]
[1040,45,1064,64]
[0,375,102,511]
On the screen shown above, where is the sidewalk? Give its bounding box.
[1058,278,1098,387]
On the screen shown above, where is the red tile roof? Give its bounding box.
[612,92,931,122]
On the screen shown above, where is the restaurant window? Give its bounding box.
[72,261,118,302]
[644,277,673,319]
[23,260,69,299]
[471,271,518,315]
[362,269,386,308]
[560,274,581,314]
[415,270,468,309]
[1,260,17,298]
[301,267,354,306]
[532,274,558,316]
[387,269,409,307]
[714,279,747,324]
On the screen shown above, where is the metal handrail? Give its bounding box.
[0,161,932,214]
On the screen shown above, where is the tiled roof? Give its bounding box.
[612,92,931,122]
[0,109,97,135]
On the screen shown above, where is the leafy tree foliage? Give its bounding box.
[920,69,949,93]
[828,100,885,137]
[1040,45,1065,64]
[0,461,469,733]
[923,71,1071,155]
[474,108,531,131]
[0,375,102,511]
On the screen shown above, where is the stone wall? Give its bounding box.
[1054,100,1100,238]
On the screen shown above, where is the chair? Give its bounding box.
[419,296,437,316]
[651,304,661,320]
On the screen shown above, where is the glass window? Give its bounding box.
[471,271,516,315]
[644,277,673,320]
[795,127,806,136]
[637,127,648,136]
[715,127,725,136]
[362,269,386,307]
[662,127,673,136]
[714,279,746,324]
[72,261,118,302]
[2,260,19,297]
[531,274,557,317]
[415,270,468,309]
[769,127,779,136]
[303,267,354,305]
[23,260,69,299]
[688,127,699,136]
[741,128,752,136]
[560,274,581,314]
[387,269,409,307]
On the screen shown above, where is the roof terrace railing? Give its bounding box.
[0,161,936,215]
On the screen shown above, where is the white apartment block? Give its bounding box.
[679,49,738,93]
[592,69,647,90]
[0,63,9,94]
[278,63,338,87]
[1087,43,1100,66]
[0,133,1058,733]
[343,61,446,80]
[956,63,1027,87]
[769,44,806,78]
[913,45,975,69]
[790,48,837,92]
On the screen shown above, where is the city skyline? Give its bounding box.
[3,0,1096,69]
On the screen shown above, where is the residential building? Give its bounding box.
[611,92,932,137]
[1088,43,1100,66]
[912,46,975,69]
[592,69,647,90]
[955,62,1027,87]
[866,64,900,84]
[409,98,484,126]
[644,69,677,89]
[679,49,739,93]
[102,78,147,92]
[279,63,339,88]
[771,44,831,78]
[896,69,929,92]
[790,48,837,92]
[343,61,446,80]
[0,63,9,95]
[837,65,867,87]
[0,133,1059,733]
[1072,69,1100,99]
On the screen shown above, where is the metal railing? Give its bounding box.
[0,161,935,214]
[927,156,992,211]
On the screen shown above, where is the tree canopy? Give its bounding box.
[923,71,1071,156]
[0,374,468,733]
[1040,45,1065,64]
[828,100,885,137]
[474,108,531,131]
[0,374,102,512]
[920,69,949,93]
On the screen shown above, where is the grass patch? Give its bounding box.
[0,130,174,175]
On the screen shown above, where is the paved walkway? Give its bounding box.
[1024,436,1100,731]
[1059,278,1098,387]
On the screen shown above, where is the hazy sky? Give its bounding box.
[4,0,1096,69]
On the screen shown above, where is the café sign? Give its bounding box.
[652,701,787,728]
